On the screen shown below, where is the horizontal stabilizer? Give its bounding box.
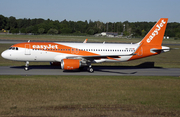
[151,46,170,53]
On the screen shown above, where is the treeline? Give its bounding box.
[0,14,180,37]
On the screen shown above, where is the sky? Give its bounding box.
[0,0,180,23]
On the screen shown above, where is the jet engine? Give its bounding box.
[61,59,81,70]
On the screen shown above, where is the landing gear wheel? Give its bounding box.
[24,66,29,71]
[24,61,29,71]
[88,67,94,73]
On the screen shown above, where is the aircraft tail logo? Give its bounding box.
[129,18,168,61]
[139,18,168,46]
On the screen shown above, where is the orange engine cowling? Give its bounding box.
[61,59,81,70]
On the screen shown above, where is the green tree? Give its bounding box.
[87,29,94,35]
[61,28,72,34]
[123,31,129,36]
[9,16,17,29]
[0,15,7,29]
[17,18,30,29]
[38,28,45,34]
[141,29,147,37]
[134,28,142,36]
[1,14,180,36]
[47,28,58,34]
[26,26,33,33]
[11,28,19,33]
[175,32,180,38]
[32,26,38,34]
[20,28,26,33]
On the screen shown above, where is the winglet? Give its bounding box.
[83,39,88,43]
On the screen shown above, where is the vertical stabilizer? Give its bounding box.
[129,18,168,61]
[139,18,168,46]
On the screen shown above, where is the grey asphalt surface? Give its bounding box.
[0,66,179,76]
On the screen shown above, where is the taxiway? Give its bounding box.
[0,66,179,76]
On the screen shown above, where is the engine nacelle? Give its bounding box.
[61,59,81,70]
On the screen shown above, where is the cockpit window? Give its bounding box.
[9,47,18,50]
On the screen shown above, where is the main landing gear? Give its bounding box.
[24,61,29,71]
[87,65,94,73]
[23,61,94,73]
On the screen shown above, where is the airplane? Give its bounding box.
[1,18,170,73]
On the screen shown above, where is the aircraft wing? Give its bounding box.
[66,53,136,60]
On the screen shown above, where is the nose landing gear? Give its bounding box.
[24,61,29,71]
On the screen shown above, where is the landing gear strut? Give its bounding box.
[87,65,94,73]
[24,61,29,71]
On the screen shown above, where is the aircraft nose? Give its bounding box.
[1,51,11,59]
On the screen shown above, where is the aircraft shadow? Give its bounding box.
[11,65,60,70]
[11,62,163,74]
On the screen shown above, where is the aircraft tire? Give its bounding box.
[88,68,94,73]
[24,67,29,71]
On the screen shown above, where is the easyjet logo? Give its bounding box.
[32,44,58,49]
[147,20,166,43]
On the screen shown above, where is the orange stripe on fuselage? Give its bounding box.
[12,42,100,56]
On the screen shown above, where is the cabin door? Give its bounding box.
[25,44,31,55]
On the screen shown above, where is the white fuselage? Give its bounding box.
[1,42,138,63]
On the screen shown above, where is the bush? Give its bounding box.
[38,28,45,34]
[47,28,58,34]
[10,28,19,33]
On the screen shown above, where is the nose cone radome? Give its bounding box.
[1,50,11,60]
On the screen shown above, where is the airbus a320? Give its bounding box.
[1,18,170,73]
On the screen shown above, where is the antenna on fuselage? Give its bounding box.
[28,40,30,43]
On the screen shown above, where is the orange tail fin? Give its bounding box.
[129,18,168,61]
[139,18,168,46]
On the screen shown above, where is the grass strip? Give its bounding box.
[0,75,179,116]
